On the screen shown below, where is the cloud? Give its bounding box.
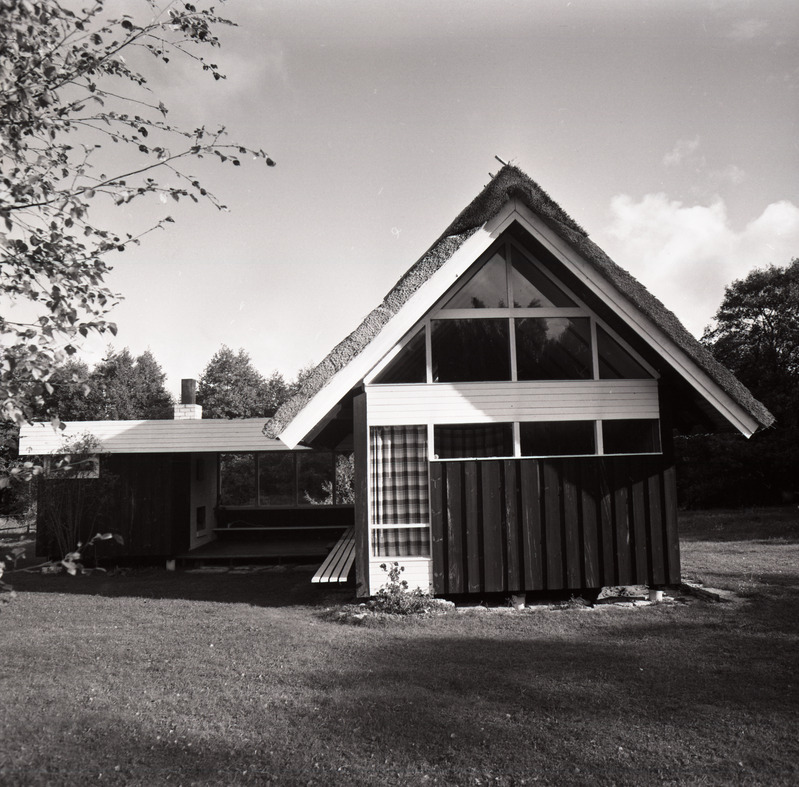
[727,18,768,41]
[662,136,701,167]
[596,193,799,336]
[711,163,746,185]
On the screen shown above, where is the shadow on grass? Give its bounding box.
[6,590,799,787]
[5,565,358,608]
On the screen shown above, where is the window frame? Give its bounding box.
[217,450,355,510]
[365,238,659,385]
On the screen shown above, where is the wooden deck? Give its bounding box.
[177,533,338,563]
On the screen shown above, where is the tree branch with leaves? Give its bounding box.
[1,0,274,424]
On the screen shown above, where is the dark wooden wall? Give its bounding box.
[429,456,679,595]
[37,454,191,558]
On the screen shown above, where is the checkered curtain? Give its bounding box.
[370,425,430,557]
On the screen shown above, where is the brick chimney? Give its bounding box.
[173,378,202,420]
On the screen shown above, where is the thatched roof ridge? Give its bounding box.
[266,164,774,439]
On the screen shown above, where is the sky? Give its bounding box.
[69,0,799,398]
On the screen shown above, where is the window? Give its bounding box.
[434,424,513,459]
[372,328,427,384]
[519,421,596,456]
[370,425,430,557]
[442,252,508,308]
[602,419,661,454]
[219,454,256,506]
[515,317,592,380]
[373,236,655,386]
[258,453,294,506]
[218,451,353,507]
[431,319,510,382]
[597,325,653,379]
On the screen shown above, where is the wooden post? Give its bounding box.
[353,393,370,597]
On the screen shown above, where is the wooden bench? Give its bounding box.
[312,527,355,584]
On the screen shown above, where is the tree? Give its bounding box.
[1,0,274,424]
[677,258,799,507]
[198,346,273,419]
[702,258,799,428]
[89,347,173,419]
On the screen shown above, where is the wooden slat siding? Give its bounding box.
[631,471,649,584]
[597,461,616,586]
[353,394,370,597]
[543,461,563,588]
[429,462,446,593]
[663,463,681,584]
[464,462,482,593]
[520,460,544,589]
[481,461,504,592]
[366,379,659,425]
[647,471,666,586]
[504,460,521,590]
[580,459,600,588]
[613,463,633,585]
[446,462,465,594]
[431,455,679,594]
[562,459,582,588]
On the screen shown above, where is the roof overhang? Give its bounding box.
[277,199,762,447]
[19,418,293,455]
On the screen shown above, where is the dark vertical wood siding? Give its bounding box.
[430,455,680,595]
[37,454,190,558]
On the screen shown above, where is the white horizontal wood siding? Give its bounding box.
[369,557,433,594]
[366,380,659,425]
[19,419,291,455]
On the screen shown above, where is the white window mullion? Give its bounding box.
[425,319,433,384]
[595,420,604,455]
[590,318,600,380]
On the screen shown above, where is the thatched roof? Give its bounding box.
[266,164,774,439]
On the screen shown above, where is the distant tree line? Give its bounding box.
[677,257,799,507]
[0,344,312,515]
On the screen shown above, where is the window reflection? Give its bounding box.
[515,317,592,379]
[432,319,511,382]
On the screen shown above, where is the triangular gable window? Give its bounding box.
[372,328,427,384]
[442,252,507,308]
[369,233,656,385]
[597,324,653,379]
[510,246,575,307]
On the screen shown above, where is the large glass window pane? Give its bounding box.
[510,246,575,307]
[298,452,334,505]
[602,420,661,454]
[515,317,592,379]
[597,325,653,379]
[258,453,295,506]
[442,252,508,308]
[334,452,356,505]
[219,453,256,506]
[519,421,596,456]
[372,328,426,384]
[434,423,514,459]
[432,319,511,382]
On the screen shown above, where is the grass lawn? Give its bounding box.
[2,508,798,786]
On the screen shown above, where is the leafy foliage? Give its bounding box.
[370,562,444,615]
[1,0,274,423]
[702,258,799,428]
[198,345,289,418]
[678,258,799,507]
